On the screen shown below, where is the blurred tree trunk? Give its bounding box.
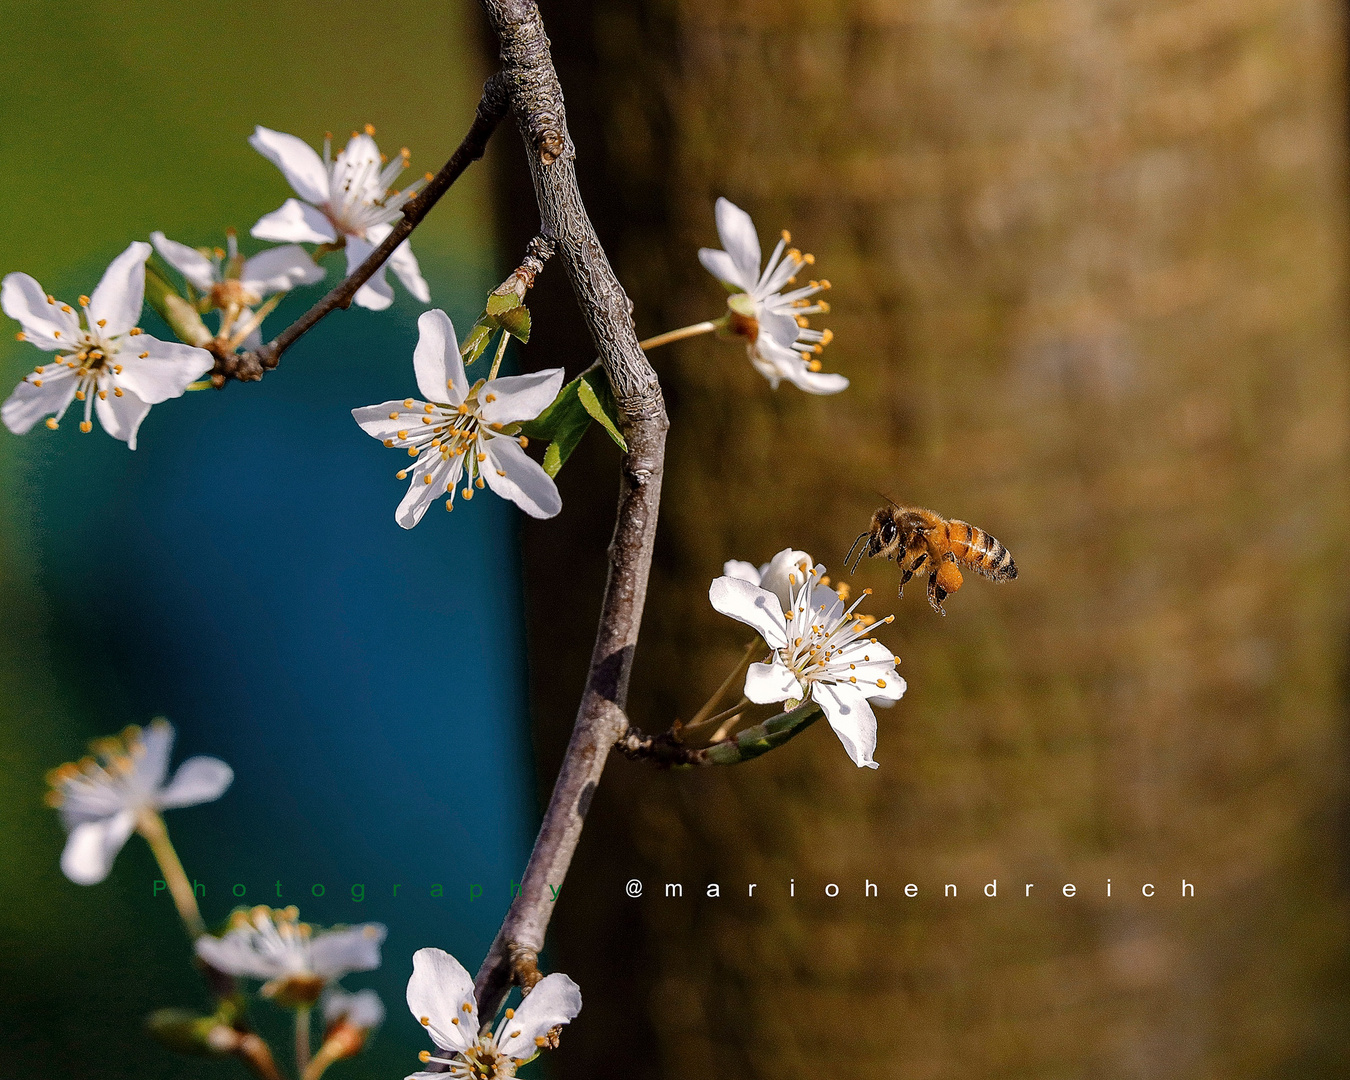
[506,0,1350,1076]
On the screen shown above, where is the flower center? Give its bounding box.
[725,292,760,342]
[210,279,261,309]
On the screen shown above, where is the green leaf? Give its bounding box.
[531,382,592,477]
[497,304,531,343]
[702,702,824,765]
[577,371,627,450]
[485,291,520,317]
[460,320,496,365]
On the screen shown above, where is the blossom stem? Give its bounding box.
[488,328,511,380]
[136,811,206,938]
[687,697,751,735]
[685,639,761,728]
[638,321,718,351]
[294,1007,312,1075]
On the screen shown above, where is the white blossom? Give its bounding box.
[699,197,846,394]
[406,947,581,1080]
[709,556,905,768]
[249,124,431,311]
[2,243,214,448]
[44,719,233,885]
[353,309,563,527]
[195,905,386,1005]
[151,229,322,348]
[324,987,386,1032]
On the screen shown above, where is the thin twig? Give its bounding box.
[470,0,668,1023]
[212,72,512,386]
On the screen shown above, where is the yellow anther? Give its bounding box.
[78,295,90,306]
[45,418,58,429]
[46,294,55,304]
[75,390,85,401]
[485,393,496,403]
[423,475,433,485]
[99,390,107,400]
[496,469,506,477]
[423,403,434,414]
[781,229,791,242]
[818,300,831,313]
[396,470,408,480]
[96,318,106,328]
[397,430,408,439]
[476,452,486,462]
[404,398,414,407]
[457,403,469,415]
[424,171,434,181]
[129,327,142,336]
[364,123,376,135]
[420,1017,431,1027]
[213,247,226,259]
[420,1051,432,1062]
[80,421,92,433]
[505,1009,515,1019]
[820,328,834,345]
[461,1003,472,1013]
[114,388,123,397]
[407,447,418,457]
[380,153,388,164]
[450,1017,459,1025]
[809,359,822,372]
[14,332,24,341]
[32,380,42,387]
[802,252,815,265]
[517,436,528,448]
[462,487,473,500]
[876,679,886,688]
[384,438,394,448]
[422,416,432,425]
[113,364,123,374]
[389,411,400,420]
[819,279,831,289]
[475,477,484,489]
[535,1036,547,1047]
[796,315,809,327]
[139,351,149,359]
[445,500,454,511]
[52,330,61,339]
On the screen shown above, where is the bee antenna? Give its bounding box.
[876,490,901,508]
[844,530,869,570]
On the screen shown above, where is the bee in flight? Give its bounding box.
[846,501,1017,615]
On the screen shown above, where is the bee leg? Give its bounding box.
[927,570,948,616]
[898,566,914,598]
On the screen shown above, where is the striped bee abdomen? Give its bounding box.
[948,520,1017,581]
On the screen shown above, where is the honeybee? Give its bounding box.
[846,501,1017,615]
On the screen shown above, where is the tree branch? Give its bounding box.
[470,0,668,1021]
[211,72,512,386]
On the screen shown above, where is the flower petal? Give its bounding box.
[240,245,325,295]
[384,233,431,303]
[714,197,762,288]
[483,435,562,519]
[708,576,789,648]
[496,972,583,1059]
[396,452,462,529]
[477,368,564,426]
[323,987,385,1029]
[308,923,386,980]
[251,199,337,245]
[136,718,176,790]
[755,549,815,609]
[721,559,761,586]
[1,273,82,350]
[345,237,393,311]
[698,248,751,293]
[333,133,383,201]
[352,400,426,443]
[744,661,802,705]
[413,309,466,404]
[811,681,879,769]
[406,948,478,1055]
[158,756,233,809]
[113,335,214,405]
[88,242,151,338]
[759,308,802,349]
[249,127,331,206]
[60,810,137,884]
[781,365,849,395]
[94,386,153,450]
[150,232,217,293]
[2,366,80,435]
[195,931,283,981]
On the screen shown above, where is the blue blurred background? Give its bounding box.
[0,2,538,1077]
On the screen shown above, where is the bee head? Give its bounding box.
[868,505,903,560]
